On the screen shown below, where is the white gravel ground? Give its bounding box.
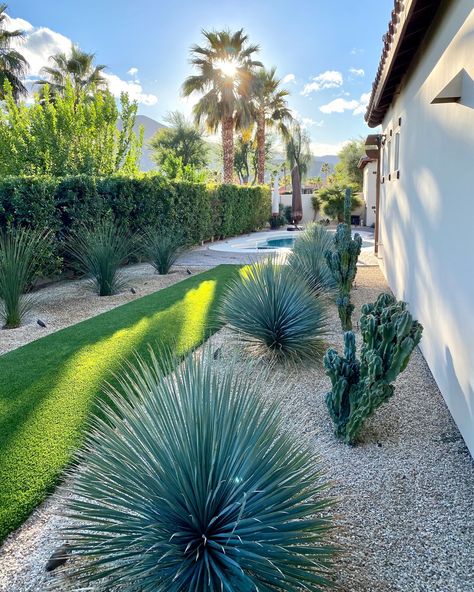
[0,263,209,355]
[0,266,472,591]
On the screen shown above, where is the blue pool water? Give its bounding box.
[256,237,297,250]
[255,234,373,250]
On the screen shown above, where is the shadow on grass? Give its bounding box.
[0,265,238,542]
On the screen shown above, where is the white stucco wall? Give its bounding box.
[378,2,474,454]
[362,161,377,227]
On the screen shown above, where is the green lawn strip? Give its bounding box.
[0,264,239,542]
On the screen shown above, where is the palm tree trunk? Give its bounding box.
[222,116,234,183]
[256,109,265,184]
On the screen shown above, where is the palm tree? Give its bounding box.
[252,67,292,184]
[35,45,107,96]
[321,162,331,182]
[182,29,262,183]
[286,122,312,181]
[0,3,28,101]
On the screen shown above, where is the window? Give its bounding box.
[394,131,400,173]
[386,138,392,179]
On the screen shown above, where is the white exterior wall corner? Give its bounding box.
[378,1,474,455]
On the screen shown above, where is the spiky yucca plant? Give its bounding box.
[221,258,328,362]
[60,350,336,590]
[143,227,186,275]
[288,224,336,296]
[67,219,132,296]
[0,229,49,329]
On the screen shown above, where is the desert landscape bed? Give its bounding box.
[0,265,472,592]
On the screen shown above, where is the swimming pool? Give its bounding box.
[208,229,375,254]
[256,237,296,250]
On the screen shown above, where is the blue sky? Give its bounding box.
[7,0,391,155]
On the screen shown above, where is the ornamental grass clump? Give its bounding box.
[221,258,329,362]
[324,293,423,445]
[0,229,50,329]
[143,227,187,274]
[67,219,132,296]
[60,349,336,591]
[287,223,336,296]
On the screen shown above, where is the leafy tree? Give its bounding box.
[317,185,362,222]
[182,29,262,183]
[252,67,292,183]
[149,111,208,170]
[35,45,107,97]
[0,81,142,177]
[286,122,312,181]
[332,139,365,190]
[0,4,28,101]
[159,151,208,183]
[234,127,274,185]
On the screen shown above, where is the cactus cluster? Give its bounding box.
[324,293,423,444]
[325,188,362,331]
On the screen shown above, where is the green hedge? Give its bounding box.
[0,175,270,275]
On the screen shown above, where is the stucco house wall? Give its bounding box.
[378,1,474,454]
[362,161,377,227]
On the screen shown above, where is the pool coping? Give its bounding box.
[208,229,375,254]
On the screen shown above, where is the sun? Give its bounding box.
[215,59,238,78]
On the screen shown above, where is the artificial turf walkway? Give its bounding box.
[0,264,239,542]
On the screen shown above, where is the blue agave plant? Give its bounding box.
[59,349,336,591]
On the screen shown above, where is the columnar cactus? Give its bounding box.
[324,293,423,445]
[325,188,362,331]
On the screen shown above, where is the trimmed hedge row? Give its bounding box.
[0,175,270,275]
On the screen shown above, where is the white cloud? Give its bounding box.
[281,73,296,85]
[289,109,324,129]
[352,92,371,115]
[4,12,157,105]
[301,70,343,96]
[301,117,324,128]
[6,14,72,76]
[103,73,157,105]
[319,98,359,114]
[350,47,364,55]
[127,67,138,77]
[319,92,370,115]
[310,141,348,157]
[349,67,365,77]
[4,15,34,32]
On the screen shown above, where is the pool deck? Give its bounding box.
[176,226,378,267]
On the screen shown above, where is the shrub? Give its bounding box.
[317,185,362,223]
[221,259,329,362]
[0,176,269,276]
[143,227,186,274]
[324,293,423,444]
[288,223,336,296]
[66,219,133,296]
[0,229,50,328]
[212,184,270,238]
[60,349,335,590]
[269,203,286,229]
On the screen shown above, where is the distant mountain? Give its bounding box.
[118,115,166,171]
[272,154,339,179]
[128,115,339,177]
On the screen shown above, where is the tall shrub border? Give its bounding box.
[0,175,270,276]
